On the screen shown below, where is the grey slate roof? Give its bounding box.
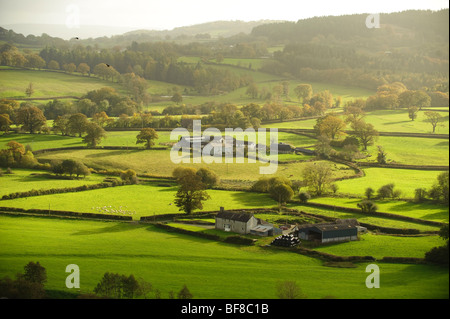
[216,211,254,222]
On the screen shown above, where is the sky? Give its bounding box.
[0,0,448,38]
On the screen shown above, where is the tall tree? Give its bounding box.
[82,122,106,148]
[173,167,210,215]
[351,120,379,150]
[294,84,313,104]
[15,104,47,133]
[316,115,346,140]
[424,111,443,133]
[136,128,158,149]
[302,162,333,196]
[68,113,89,137]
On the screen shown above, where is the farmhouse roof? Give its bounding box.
[216,211,254,222]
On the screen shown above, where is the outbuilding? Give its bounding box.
[297,221,358,243]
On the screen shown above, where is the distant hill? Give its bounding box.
[124,20,284,39]
[0,20,284,45]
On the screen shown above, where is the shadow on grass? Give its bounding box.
[229,191,275,208]
[71,222,145,236]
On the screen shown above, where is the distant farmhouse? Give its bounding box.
[215,208,281,237]
[297,219,365,243]
[177,136,256,155]
[272,142,293,154]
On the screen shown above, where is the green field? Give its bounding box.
[0,69,125,98]
[34,148,353,181]
[334,167,445,198]
[0,183,277,220]
[288,203,441,232]
[263,109,450,134]
[308,197,449,223]
[363,136,449,166]
[0,168,105,197]
[0,215,447,299]
[313,233,446,259]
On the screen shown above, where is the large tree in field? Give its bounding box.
[136,128,158,149]
[302,162,333,196]
[82,122,106,148]
[15,104,47,133]
[173,167,210,215]
[351,119,379,151]
[68,113,89,137]
[294,84,313,104]
[316,115,346,140]
[424,111,443,133]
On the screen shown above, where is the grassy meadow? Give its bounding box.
[0,215,447,299]
[0,183,277,220]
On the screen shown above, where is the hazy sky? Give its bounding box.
[1,0,448,31]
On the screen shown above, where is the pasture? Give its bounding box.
[0,69,124,99]
[0,215,448,299]
[0,168,105,197]
[308,197,449,223]
[333,167,445,198]
[0,183,277,220]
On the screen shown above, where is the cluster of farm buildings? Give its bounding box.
[215,207,367,244]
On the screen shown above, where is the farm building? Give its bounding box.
[294,147,316,156]
[215,208,281,237]
[297,219,359,243]
[271,142,294,154]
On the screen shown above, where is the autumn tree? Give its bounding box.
[315,115,346,140]
[424,111,443,133]
[351,120,379,151]
[47,60,59,70]
[294,84,313,104]
[136,128,158,149]
[77,63,90,76]
[173,167,210,215]
[82,122,106,148]
[63,63,76,73]
[15,104,47,133]
[68,113,89,137]
[408,106,419,121]
[302,162,333,196]
[0,114,12,133]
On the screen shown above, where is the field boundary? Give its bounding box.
[355,162,449,171]
[300,201,446,227]
[280,128,449,139]
[0,206,132,221]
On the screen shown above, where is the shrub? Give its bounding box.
[120,169,138,184]
[298,191,311,203]
[357,200,378,213]
[377,183,401,199]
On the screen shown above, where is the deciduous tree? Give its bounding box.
[136,128,158,149]
[15,104,47,133]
